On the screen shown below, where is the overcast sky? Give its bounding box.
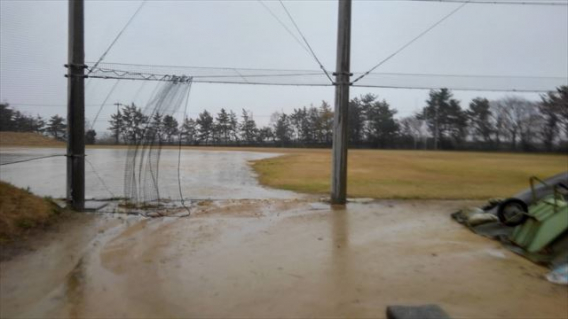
[1,0,567,132]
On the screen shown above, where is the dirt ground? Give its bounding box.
[1,199,566,319]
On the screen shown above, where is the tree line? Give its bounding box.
[0,103,98,144]
[1,86,566,152]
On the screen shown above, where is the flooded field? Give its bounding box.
[1,147,567,318]
[0,148,295,200]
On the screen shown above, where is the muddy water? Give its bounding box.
[0,148,295,200]
[1,200,566,318]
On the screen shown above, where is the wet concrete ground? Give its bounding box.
[1,199,567,318]
[1,148,567,318]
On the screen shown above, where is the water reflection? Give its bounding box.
[0,148,296,200]
[330,204,357,316]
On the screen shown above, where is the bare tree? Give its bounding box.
[400,115,427,149]
[491,97,541,151]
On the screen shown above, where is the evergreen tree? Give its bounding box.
[85,129,97,144]
[319,101,333,144]
[149,112,164,143]
[215,109,230,143]
[348,97,365,146]
[273,113,292,145]
[0,103,15,131]
[196,110,214,144]
[108,108,123,144]
[257,127,274,143]
[467,98,494,144]
[229,110,239,143]
[121,103,148,144]
[47,115,66,140]
[418,89,466,149]
[365,98,399,148]
[181,117,197,145]
[162,115,179,143]
[240,109,258,144]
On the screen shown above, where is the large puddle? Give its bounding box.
[1,148,567,318]
[0,148,295,200]
[1,200,566,318]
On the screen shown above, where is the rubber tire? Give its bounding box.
[497,198,528,227]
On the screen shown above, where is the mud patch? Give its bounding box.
[1,199,566,319]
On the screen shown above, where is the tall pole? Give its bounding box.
[115,102,121,144]
[434,104,439,150]
[331,0,352,205]
[67,0,85,211]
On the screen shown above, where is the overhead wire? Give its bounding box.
[0,154,65,166]
[278,0,335,84]
[89,65,323,79]
[84,67,565,91]
[132,81,149,104]
[351,83,557,93]
[257,1,310,52]
[86,158,116,198]
[90,80,120,131]
[7,103,114,108]
[87,62,565,81]
[353,0,471,83]
[88,0,147,74]
[233,68,251,84]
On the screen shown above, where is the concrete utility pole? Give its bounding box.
[115,102,121,144]
[66,0,85,211]
[434,105,439,150]
[331,0,352,205]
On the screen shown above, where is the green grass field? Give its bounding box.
[251,149,567,199]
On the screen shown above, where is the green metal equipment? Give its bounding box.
[508,177,568,253]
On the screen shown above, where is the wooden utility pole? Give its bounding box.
[331,0,352,205]
[67,0,85,211]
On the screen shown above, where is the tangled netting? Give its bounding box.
[124,75,193,204]
[87,62,568,92]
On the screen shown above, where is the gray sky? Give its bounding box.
[1,0,567,132]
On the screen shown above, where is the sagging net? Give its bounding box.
[123,76,193,205]
[87,62,568,92]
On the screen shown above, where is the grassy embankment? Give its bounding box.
[250,149,567,199]
[0,133,65,242]
[0,181,63,242]
[0,132,64,147]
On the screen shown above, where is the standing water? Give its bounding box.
[0,148,295,200]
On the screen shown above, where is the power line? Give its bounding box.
[86,158,116,198]
[90,80,121,131]
[0,154,65,166]
[7,103,115,108]
[88,75,332,86]
[89,66,323,79]
[278,0,335,84]
[351,83,554,92]
[88,61,323,73]
[89,0,147,74]
[257,1,309,53]
[84,62,565,91]
[88,62,566,80]
[353,0,471,83]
